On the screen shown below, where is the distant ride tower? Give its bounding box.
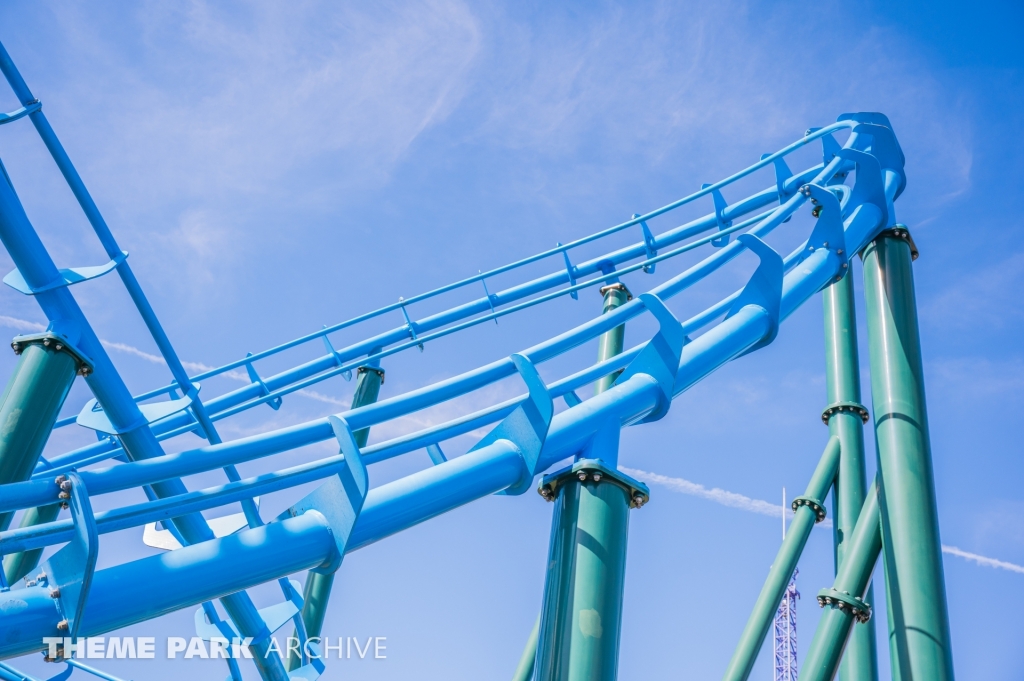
[773,569,799,681]
[774,488,799,681]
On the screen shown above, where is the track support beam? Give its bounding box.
[822,271,879,681]
[861,230,954,680]
[721,436,840,681]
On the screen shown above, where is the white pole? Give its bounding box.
[782,487,786,541]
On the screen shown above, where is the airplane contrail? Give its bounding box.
[0,315,348,406]
[3,315,1020,574]
[622,466,1024,575]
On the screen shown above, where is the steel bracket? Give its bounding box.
[39,472,98,645]
[806,127,851,179]
[3,250,127,296]
[538,459,650,508]
[76,383,200,435]
[557,242,579,299]
[726,234,783,352]
[852,122,906,199]
[701,184,733,246]
[194,579,304,645]
[276,416,369,573]
[799,183,849,279]
[632,213,658,273]
[612,293,685,422]
[242,353,282,410]
[479,272,500,323]
[474,353,553,496]
[836,147,890,229]
[321,329,352,381]
[398,298,424,350]
[0,99,41,125]
[760,153,795,205]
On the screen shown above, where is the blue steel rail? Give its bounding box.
[0,37,908,681]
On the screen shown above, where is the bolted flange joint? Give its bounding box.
[598,282,632,300]
[538,458,650,509]
[821,401,869,425]
[10,332,93,376]
[792,495,827,523]
[872,224,918,261]
[356,365,385,385]
[817,587,872,624]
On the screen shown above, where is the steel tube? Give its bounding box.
[287,365,383,671]
[861,234,954,680]
[0,511,336,659]
[0,342,77,530]
[823,272,878,681]
[801,485,882,681]
[0,103,288,681]
[534,467,632,681]
[721,436,841,681]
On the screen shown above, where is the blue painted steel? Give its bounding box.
[0,35,915,677]
[39,472,97,642]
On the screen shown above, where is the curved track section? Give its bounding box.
[0,37,918,681]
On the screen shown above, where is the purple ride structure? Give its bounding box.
[0,36,952,681]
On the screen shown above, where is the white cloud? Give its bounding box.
[630,466,1024,575]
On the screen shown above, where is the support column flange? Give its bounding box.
[817,588,872,624]
[820,401,869,425]
[10,332,92,376]
[538,459,649,509]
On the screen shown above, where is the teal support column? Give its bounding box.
[285,364,384,672]
[0,337,82,532]
[861,229,954,681]
[721,436,841,681]
[822,272,879,681]
[534,461,648,681]
[512,616,541,681]
[595,283,631,395]
[2,504,60,584]
[802,484,882,681]
[515,282,632,681]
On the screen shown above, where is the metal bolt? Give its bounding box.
[36,572,46,581]
[837,249,844,255]
[811,205,822,218]
[60,480,72,492]
[43,339,51,347]
[577,471,587,481]
[25,580,36,587]
[592,473,602,482]
[842,263,848,269]
[49,588,60,599]
[632,494,645,507]
[56,620,69,631]
[55,344,63,351]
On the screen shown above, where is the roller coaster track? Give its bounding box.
[0,36,954,681]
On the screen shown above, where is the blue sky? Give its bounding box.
[0,1,1021,679]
